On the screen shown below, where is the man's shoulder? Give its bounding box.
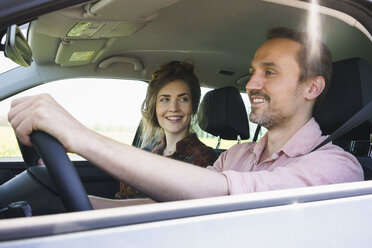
[223,141,256,155]
[301,140,360,166]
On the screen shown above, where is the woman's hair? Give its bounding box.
[140,61,201,149]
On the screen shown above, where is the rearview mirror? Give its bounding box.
[4,25,33,67]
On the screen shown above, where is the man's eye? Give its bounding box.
[265,70,275,76]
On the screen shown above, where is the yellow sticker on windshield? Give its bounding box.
[69,51,94,61]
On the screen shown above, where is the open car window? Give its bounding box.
[0,79,260,159]
[0,78,148,158]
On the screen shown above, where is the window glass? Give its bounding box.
[0,79,265,159]
[0,45,19,75]
[0,78,148,158]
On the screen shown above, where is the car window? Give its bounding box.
[0,51,19,75]
[0,79,265,159]
[0,78,148,159]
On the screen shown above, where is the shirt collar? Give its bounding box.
[251,133,268,159]
[250,118,323,159]
[280,118,322,157]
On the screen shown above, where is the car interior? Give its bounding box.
[313,57,372,179]
[0,0,371,221]
[197,86,250,154]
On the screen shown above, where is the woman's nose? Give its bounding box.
[168,99,179,112]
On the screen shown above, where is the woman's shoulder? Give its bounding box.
[177,134,219,167]
[182,134,215,151]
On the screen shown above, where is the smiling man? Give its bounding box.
[206,27,363,194]
[8,27,363,204]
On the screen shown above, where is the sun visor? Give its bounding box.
[33,15,148,39]
[66,21,146,39]
[84,0,179,20]
[33,0,179,39]
[55,39,105,66]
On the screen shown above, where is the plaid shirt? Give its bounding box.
[152,134,218,167]
[115,134,218,199]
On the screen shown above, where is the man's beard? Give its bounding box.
[248,90,289,130]
[249,105,288,130]
[248,86,301,130]
[248,91,284,130]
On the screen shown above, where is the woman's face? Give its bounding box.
[156,80,193,138]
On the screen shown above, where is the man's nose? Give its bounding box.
[245,72,263,92]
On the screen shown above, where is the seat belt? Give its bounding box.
[253,125,261,142]
[311,100,372,152]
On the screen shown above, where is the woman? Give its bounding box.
[116,61,218,199]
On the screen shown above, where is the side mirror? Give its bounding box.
[4,25,33,67]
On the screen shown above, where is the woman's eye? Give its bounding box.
[160,98,169,102]
[180,97,189,102]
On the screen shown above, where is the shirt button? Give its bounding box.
[252,160,258,171]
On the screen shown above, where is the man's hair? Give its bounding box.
[141,61,201,148]
[267,27,332,109]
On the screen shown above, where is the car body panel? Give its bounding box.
[1,181,372,247]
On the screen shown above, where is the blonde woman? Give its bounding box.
[116,61,218,199]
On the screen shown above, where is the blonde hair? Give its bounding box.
[141,61,201,149]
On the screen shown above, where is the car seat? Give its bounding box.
[197,86,249,154]
[313,57,372,180]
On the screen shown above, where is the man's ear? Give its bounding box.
[305,76,325,100]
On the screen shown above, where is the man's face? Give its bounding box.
[246,38,307,130]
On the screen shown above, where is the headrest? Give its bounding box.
[313,58,372,140]
[197,86,249,140]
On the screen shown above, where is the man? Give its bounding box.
[8,27,363,205]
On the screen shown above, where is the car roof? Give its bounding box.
[0,0,371,96]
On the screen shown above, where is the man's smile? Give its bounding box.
[251,97,267,105]
[249,92,270,106]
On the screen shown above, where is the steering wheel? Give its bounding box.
[18,131,92,212]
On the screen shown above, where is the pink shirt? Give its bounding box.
[208,118,364,194]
